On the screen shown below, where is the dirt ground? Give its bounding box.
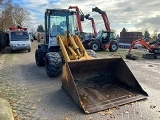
[0,41,160,120]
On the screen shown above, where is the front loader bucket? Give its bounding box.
[62,57,148,114]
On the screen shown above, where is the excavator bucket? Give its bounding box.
[62,57,148,114]
[126,54,139,60]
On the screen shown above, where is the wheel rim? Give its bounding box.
[111,44,117,51]
[92,44,98,51]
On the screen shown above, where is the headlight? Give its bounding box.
[25,44,30,46]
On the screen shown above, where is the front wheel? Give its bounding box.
[45,52,62,77]
[35,49,45,66]
[89,41,99,52]
[109,42,118,52]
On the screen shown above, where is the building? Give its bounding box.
[120,28,143,44]
[119,28,143,48]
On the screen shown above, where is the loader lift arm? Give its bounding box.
[56,31,93,62]
[84,14,97,36]
[92,7,110,31]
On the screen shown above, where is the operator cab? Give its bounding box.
[45,9,77,49]
[96,30,116,44]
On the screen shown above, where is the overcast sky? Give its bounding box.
[12,0,160,35]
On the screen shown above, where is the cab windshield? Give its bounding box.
[10,32,29,41]
[50,12,76,37]
[95,31,116,40]
[95,31,102,39]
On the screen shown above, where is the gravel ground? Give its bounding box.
[0,41,160,120]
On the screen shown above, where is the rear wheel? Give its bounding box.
[89,41,99,52]
[28,49,31,52]
[35,49,45,66]
[45,52,62,77]
[109,42,118,52]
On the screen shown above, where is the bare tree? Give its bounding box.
[0,0,5,9]
[0,0,14,31]
[0,1,31,31]
[12,3,30,27]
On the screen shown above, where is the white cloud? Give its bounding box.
[22,0,49,5]
[18,0,160,34]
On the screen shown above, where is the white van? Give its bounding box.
[9,28,31,52]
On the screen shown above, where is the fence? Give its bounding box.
[0,31,9,53]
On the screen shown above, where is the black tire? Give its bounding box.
[10,50,14,53]
[45,52,62,77]
[89,41,99,52]
[35,49,45,66]
[154,55,157,59]
[109,42,118,52]
[149,41,156,45]
[86,49,97,58]
[28,49,31,52]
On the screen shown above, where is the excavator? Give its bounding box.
[35,8,148,114]
[126,36,160,60]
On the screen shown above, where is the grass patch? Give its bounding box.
[5,54,13,62]
[97,49,147,60]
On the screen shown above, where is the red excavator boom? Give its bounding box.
[69,6,84,32]
[84,14,97,36]
[128,39,152,54]
[92,7,110,31]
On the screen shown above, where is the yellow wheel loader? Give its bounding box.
[35,8,148,114]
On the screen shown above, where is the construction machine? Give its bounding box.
[35,8,148,114]
[84,14,97,36]
[68,6,118,52]
[126,37,160,60]
[82,7,119,52]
